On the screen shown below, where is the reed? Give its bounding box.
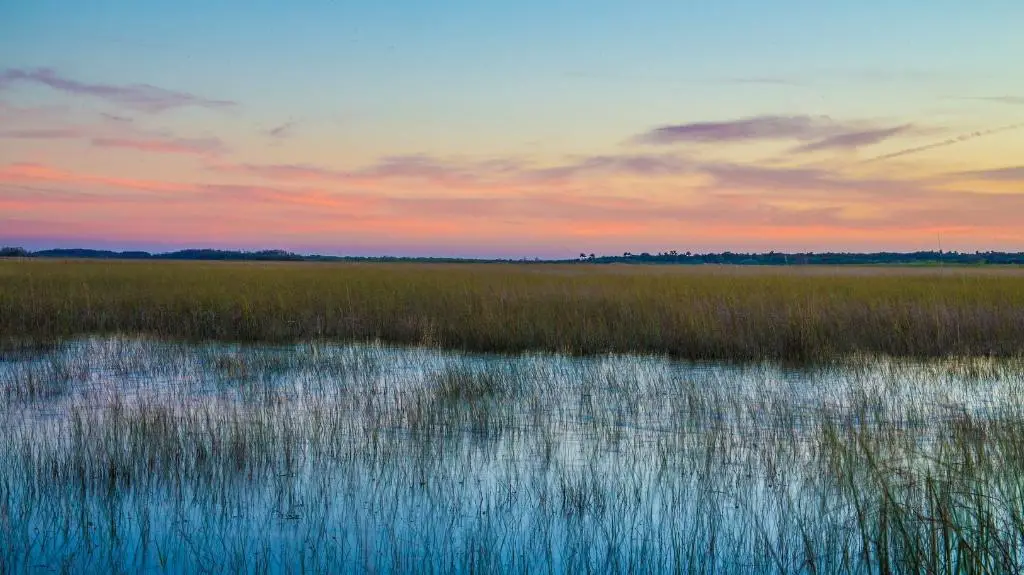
[2,338,1023,573]
[2,259,1023,362]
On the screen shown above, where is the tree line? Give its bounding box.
[3,246,1023,265]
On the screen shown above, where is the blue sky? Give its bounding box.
[2,0,1023,256]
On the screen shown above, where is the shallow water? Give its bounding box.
[2,337,1023,573]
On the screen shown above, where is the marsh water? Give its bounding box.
[3,338,1024,573]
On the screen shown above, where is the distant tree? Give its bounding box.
[0,246,30,258]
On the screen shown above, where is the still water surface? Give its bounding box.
[2,338,1022,573]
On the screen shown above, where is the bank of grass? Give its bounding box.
[2,259,1023,362]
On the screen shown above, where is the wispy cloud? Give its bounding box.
[0,100,71,123]
[219,149,972,208]
[0,162,192,193]
[360,155,473,180]
[631,114,917,154]
[864,122,1024,163]
[0,110,228,156]
[792,125,914,153]
[519,154,693,182]
[5,97,1022,252]
[0,128,85,139]
[213,152,693,189]
[633,115,839,145]
[100,113,134,124]
[215,162,346,181]
[1,161,851,229]
[697,162,941,201]
[211,157,517,191]
[960,96,1024,105]
[7,157,1024,252]
[0,68,236,113]
[91,136,226,156]
[207,151,993,236]
[265,120,297,140]
[955,166,1024,182]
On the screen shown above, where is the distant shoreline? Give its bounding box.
[3,246,1024,266]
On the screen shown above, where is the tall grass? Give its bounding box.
[2,338,1024,573]
[2,260,1023,362]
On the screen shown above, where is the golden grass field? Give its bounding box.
[2,258,1023,361]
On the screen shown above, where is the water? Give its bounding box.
[2,337,1023,573]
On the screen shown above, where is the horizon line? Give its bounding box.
[4,244,1024,263]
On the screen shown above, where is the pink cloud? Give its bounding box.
[212,152,693,193]
[0,128,86,139]
[5,156,1024,255]
[91,136,226,156]
[0,162,193,193]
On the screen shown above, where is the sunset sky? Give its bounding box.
[2,1,1023,258]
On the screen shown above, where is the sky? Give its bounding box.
[2,1,1023,258]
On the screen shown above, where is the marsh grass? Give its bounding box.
[2,260,1024,362]
[3,338,1024,573]
[3,259,1024,572]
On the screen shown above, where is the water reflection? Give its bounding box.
[2,337,1023,573]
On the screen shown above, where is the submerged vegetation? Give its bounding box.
[2,259,1024,362]
[3,339,1024,573]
